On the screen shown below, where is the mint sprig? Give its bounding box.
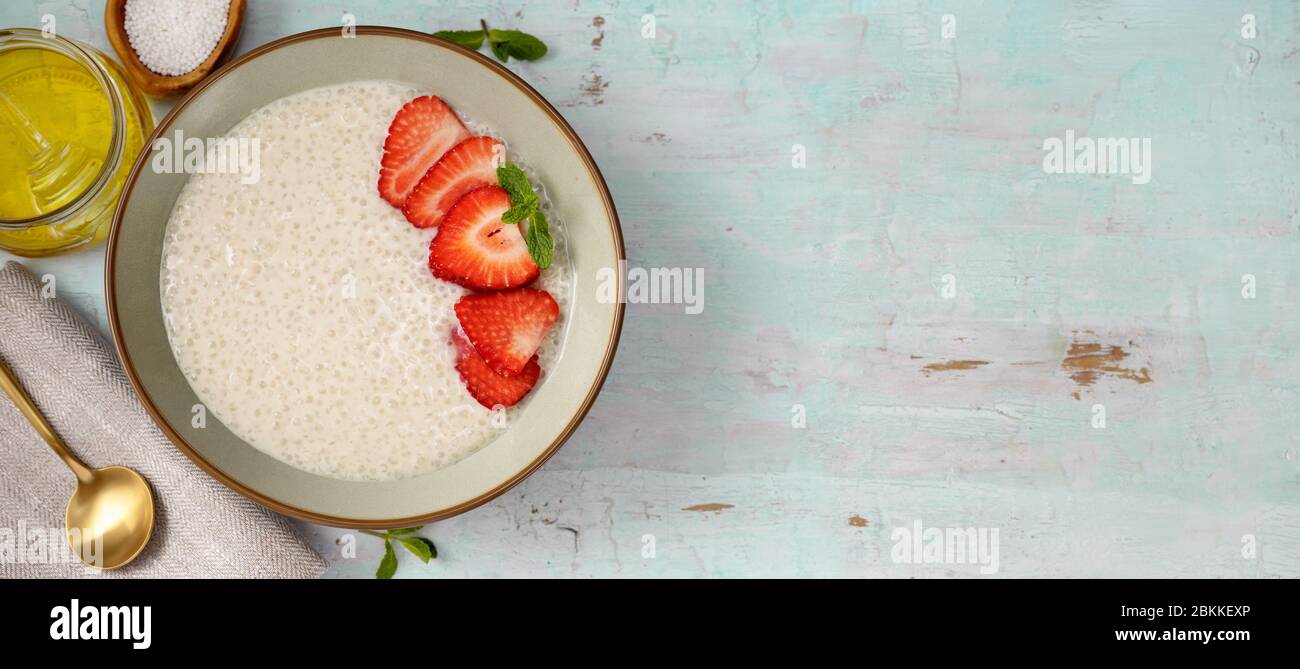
[433,29,485,50]
[435,20,548,63]
[496,162,553,269]
[362,527,438,579]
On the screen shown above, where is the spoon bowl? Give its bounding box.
[66,465,155,569]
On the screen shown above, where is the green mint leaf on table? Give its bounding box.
[376,540,398,579]
[433,29,486,50]
[433,20,548,63]
[363,527,436,578]
[397,536,438,563]
[489,30,548,62]
[489,38,512,63]
[495,162,553,269]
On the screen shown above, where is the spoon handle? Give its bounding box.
[0,355,94,484]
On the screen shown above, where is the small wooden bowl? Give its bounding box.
[104,0,245,97]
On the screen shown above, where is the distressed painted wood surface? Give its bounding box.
[3,1,1299,577]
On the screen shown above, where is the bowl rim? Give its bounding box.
[104,26,626,529]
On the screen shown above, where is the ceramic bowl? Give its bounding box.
[106,27,624,527]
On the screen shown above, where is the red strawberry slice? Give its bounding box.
[454,288,559,377]
[377,95,470,208]
[402,136,503,228]
[451,330,541,408]
[428,186,538,290]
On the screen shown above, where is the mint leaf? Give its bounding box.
[397,536,438,563]
[438,21,548,63]
[384,526,422,536]
[496,163,534,205]
[490,30,548,61]
[496,161,553,269]
[488,38,512,62]
[434,29,485,50]
[525,209,554,270]
[502,204,531,224]
[375,540,397,579]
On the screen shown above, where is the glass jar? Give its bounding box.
[0,28,153,257]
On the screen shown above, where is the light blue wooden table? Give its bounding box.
[4,1,1299,577]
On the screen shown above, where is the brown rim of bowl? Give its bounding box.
[104,26,626,529]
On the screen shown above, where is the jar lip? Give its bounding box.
[0,28,128,230]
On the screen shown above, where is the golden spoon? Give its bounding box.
[0,355,154,569]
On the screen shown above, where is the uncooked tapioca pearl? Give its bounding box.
[123,0,230,77]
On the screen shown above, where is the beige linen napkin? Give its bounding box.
[0,261,326,577]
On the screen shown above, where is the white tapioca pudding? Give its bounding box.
[161,81,571,482]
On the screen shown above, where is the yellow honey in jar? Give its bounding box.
[0,29,152,256]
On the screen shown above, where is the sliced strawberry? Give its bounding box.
[403,136,503,228]
[454,289,559,377]
[428,186,538,290]
[377,95,470,207]
[452,329,541,408]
